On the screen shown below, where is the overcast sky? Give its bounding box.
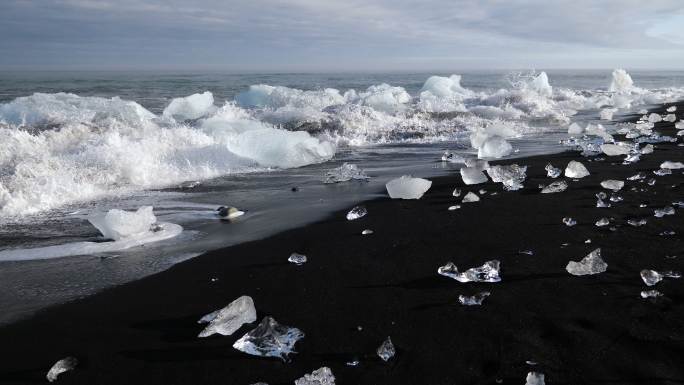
[2,0,684,71]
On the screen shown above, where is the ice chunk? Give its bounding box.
[232,316,304,361]
[600,180,624,191]
[600,144,630,156]
[462,192,480,203]
[448,205,461,211]
[648,113,662,123]
[667,106,677,112]
[464,158,490,171]
[660,161,684,170]
[568,122,584,135]
[346,205,367,220]
[596,196,611,208]
[627,218,647,227]
[525,372,545,385]
[562,217,577,227]
[198,296,257,338]
[566,248,607,276]
[295,367,335,385]
[654,207,675,217]
[460,167,488,185]
[545,163,561,178]
[609,69,634,92]
[438,260,501,282]
[478,136,513,159]
[595,218,610,227]
[541,180,568,194]
[452,188,462,197]
[564,161,589,178]
[640,269,681,286]
[361,229,374,235]
[88,206,157,241]
[641,290,663,299]
[486,164,526,191]
[288,253,307,265]
[640,144,654,154]
[664,114,677,122]
[163,91,215,120]
[324,163,369,184]
[600,108,616,121]
[385,176,432,199]
[376,336,396,362]
[654,168,672,176]
[46,357,78,382]
[458,291,491,306]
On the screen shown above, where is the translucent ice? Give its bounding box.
[640,144,654,154]
[661,161,684,170]
[545,163,561,178]
[648,113,662,123]
[654,207,675,218]
[295,367,335,385]
[324,163,369,184]
[438,260,501,283]
[541,181,568,194]
[609,69,634,92]
[458,291,491,305]
[595,218,610,227]
[460,167,488,185]
[667,106,677,112]
[654,168,672,176]
[346,206,367,220]
[566,248,607,276]
[641,290,663,299]
[563,217,577,226]
[88,206,157,241]
[564,161,590,178]
[664,114,677,122]
[600,108,616,121]
[568,122,584,135]
[627,218,647,227]
[198,296,257,338]
[486,164,527,191]
[596,197,611,208]
[288,253,307,265]
[361,229,374,235]
[462,192,480,203]
[600,180,624,191]
[525,372,545,385]
[163,91,215,120]
[386,176,432,199]
[232,316,305,361]
[377,336,396,362]
[47,357,78,382]
[452,188,462,197]
[478,136,513,159]
[640,269,681,286]
[600,144,631,156]
[448,205,461,210]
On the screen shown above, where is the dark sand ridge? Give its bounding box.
[0,102,682,385]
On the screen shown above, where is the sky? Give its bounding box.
[1,0,684,71]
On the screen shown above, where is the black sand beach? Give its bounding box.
[0,103,683,385]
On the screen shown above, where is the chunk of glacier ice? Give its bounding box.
[568,122,584,135]
[288,253,307,265]
[458,291,491,305]
[361,229,374,235]
[385,176,432,199]
[478,136,513,159]
[486,164,527,191]
[541,180,568,194]
[667,106,677,112]
[648,113,662,123]
[376,336,396,362]
[47,357,78,382]
[627,218,647,227]
[641,290,663,299]
[566,248,607,276]
[545,163,561,178]
[661,161,684,170]
[346,206,367,220]
[232,316,304,361]
[88,206,157,241]
[324,163,369,184]
[460,167,488,185]
[600,143,631,156]
[438,260,501,282]
[654,207,675,217]
[295,367,335,385]
[595,218,610,227]
[462,192,480,203]
[562,217,577,226]
[198,296,257,338]
[600,180,624,191]
[525,372,546,385]
[452,188,462,197]
[640,269,681,286]
[564,161,590,178]
[162,91,215,120]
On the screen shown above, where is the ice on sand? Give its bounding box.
[595,218,610,227]
[564,161,590,178]
[478,136,513,159]
[628,218,647,227]
[460,167,488,185]
[458,291,491,305]
[438,260,501,283]
[568,122,584,135]
[661,161,684,170]
[563,217,577,226]
[667,106,677,112]
[217,206,245,220]
[462,192,480,203]
[324,163,369,184]
[600,144,631,156]
[566,248,607,276]
[346,206,367,220]
[640,269,681,286]
[452,188,462,197]
[233,316,304,361]
[295,367,335,385]
[198,296,257,338]
[377,336,396,361]
[288,253,307,265]
[600,180,624,191]
[641,290,663,299]
[525,372,545,385]
[47,357,78,382]
[386,176,432,199]
[654,168,672,176]
[361,229,374,235]
[654,207,675,218]
[541,180,568,194]
[545,163,561,178]
[486,164,527,191]
[88,206,157,241]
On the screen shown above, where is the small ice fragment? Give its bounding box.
[627,218,647,227]
[640,144,654,154]
[664,114,677,122]
[647,178,656,186]
[460,167,488,185]
[438,260,501,282]
[654,207,675,218]
[600,144,630,156]
[377,336,396,361]
[545,163,561,178]
[661,161,684,170]
[609,194,623,202]
[479,189,487,195]
[525,372,545,385]
[564,161,590,178]
[386,176,432,199]
[452,188,462,197]
[660,230,676,236]
[519,250,534,255]
[585,239,592,243]
[288,253,307,265]
[324,163,369,184]
[448,205,461,211]
[640,269,682,286]
[596,197,611,208]
[458,291,491,305]
[541,180,568,194]
[346,359,360,366]
[666,106,677,112]
[654,168,672,176]
[294,367,335,385]
[600,180,624,191]
[627,173,645,181]
[568,122,584,135]
[566,248,607,276]
[641,290,663,299]
[441,151,453,162]
[639,203,647,208]
[595,218,610,227]
[462,192,480,203]
[217,206,245,220]
[361,229,374,235]
[563,217,577,227]
[673,201,684,208]
[232,316,305,361]
[346,206,367,220]
[198,296,257,338]
[486,164,527,191]
[47,357,78,382]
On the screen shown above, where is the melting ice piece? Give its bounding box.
[641,144,654,154]
[654,168,672,176]
[566,248,607,276]
[385,176,432,199]
[346,206,367,220]
[486,164,527,191]
[595,218,610,227]
[462,192,480,203]
[562,217,577,227]
[448,205,461,211]
[198,296,257,337]
[478,136,513,159]
[88,206,157,241]
[46,357,78,382]
[654,207,675,218]
[667,106,677,112]
[460,167,488,185]
[627,172,646,181]
[438,260,501,283]
[564,161,590,178]
[600,144,631,156]
[664,114,677,122]
[232,316,305,361]
[661,161,684,170]
[525,372,545,385]
[294,367,335,385]
[596,197,611,208]
[452,188,462,197]
[458,291,491,306]
[288,253,307,265]
[568,122,584,135]
[545,163,561,178]
[648,113,662,123]
[627,218,647,227]
[641,290,663,299]
[541,180,568,194]
[376,336,396,362]
[609,194,623,202]
[361,229,374,235]
[640,269,682,286]
[324,163,369,184]
[600,180,624,191]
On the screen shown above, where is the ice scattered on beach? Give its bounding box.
[47,357,78,382]
[595,218,610,227]
[601,180,624,191]
[324,163,369,184]
[295,367,335,385]
[541,180,568,194]
[452,188,462,197]
[361,229,374,235]
[163,91,215,120]
[600,143,631,156]
[462,192,480,203]
[458,291,491,306]
[377,336,396,362]
[545,163,561,178]
[641,290,663,299]
[346,205,367,220]
[448,205,461,211]
[565,161,590,178]
[667,106,677,112]
[525,372,546,385]
[566,248,607,276]
[640,269,681,286]
[233,316,304,361]
[385,176,432,199]
[438,260,501,283]
[477,136,513,159]
[460,167,488,185]
[288,253,307,265]
[661,161,684,169]
[654,207,675,217]
[198,296,257,338]
[88,206,156,241]
[654,168,672,176]
[486,164,527,191]
[627,218,647,227]
[562,217,577,227]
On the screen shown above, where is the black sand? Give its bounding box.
[0,103,683,385]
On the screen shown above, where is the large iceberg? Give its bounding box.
[386,176,432,199]
[295,367,336,385]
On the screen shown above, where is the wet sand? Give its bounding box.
[0,103,682,385]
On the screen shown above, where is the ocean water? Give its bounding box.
[1,69,683,323]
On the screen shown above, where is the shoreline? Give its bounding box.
[0,102,683,384]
